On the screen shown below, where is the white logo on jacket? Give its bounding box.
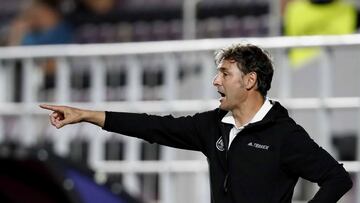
[216,136,225,151]
[248,142,269,150]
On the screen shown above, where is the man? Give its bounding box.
[8,0,72,46]
[8,0,73,101]
[40,44,352,203]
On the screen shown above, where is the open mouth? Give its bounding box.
[218,91,225,97]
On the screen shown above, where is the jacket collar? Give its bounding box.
[221,98,273,128]
[216,100,290,129]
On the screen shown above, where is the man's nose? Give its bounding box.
[212,74,220,86]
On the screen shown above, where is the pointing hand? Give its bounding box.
[39,104,84,129]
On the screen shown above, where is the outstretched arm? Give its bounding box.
[40,104,214,153]
[39,104,105,128]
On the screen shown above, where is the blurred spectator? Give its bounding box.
[6,0,73,102]
[7,0,73,46]
[284,0,357,66]
[82,0,116,15]
[70,0,117,24]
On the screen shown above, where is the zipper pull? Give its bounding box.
[223,173,229,193]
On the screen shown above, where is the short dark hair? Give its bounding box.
[215,44,274,97]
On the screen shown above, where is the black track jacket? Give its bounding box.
[103,101,352,203]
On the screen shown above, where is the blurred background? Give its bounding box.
[0,0,359,202]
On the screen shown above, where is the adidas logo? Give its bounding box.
[247,142,269,150]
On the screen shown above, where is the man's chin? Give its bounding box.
[218,104,230,111]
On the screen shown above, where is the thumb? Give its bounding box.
[55,117,71,129]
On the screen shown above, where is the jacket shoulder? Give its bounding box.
[193,108,225,121]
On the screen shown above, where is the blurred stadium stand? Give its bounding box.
[0,0,271,45]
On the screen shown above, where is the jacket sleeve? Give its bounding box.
[102,111,210,153]
[280,127,353,203]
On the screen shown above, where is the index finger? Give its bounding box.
[39,104,65,113]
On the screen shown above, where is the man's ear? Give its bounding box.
[245,72,257,90]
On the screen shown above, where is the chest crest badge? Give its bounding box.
[216,136,225,151]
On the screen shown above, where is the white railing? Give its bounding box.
[0,34,359,203]
[1,34,360,59]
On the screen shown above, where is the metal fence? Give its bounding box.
[0,34,360,202]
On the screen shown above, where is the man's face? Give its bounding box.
[213,59,249,111]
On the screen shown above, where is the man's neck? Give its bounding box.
[231,94,265,128]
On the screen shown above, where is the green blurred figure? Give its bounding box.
[284,0,357,67]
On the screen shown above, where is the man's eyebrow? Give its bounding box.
[217,67,227,72]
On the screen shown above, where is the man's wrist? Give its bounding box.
[80,109,91,123]
[82,110,105,127]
